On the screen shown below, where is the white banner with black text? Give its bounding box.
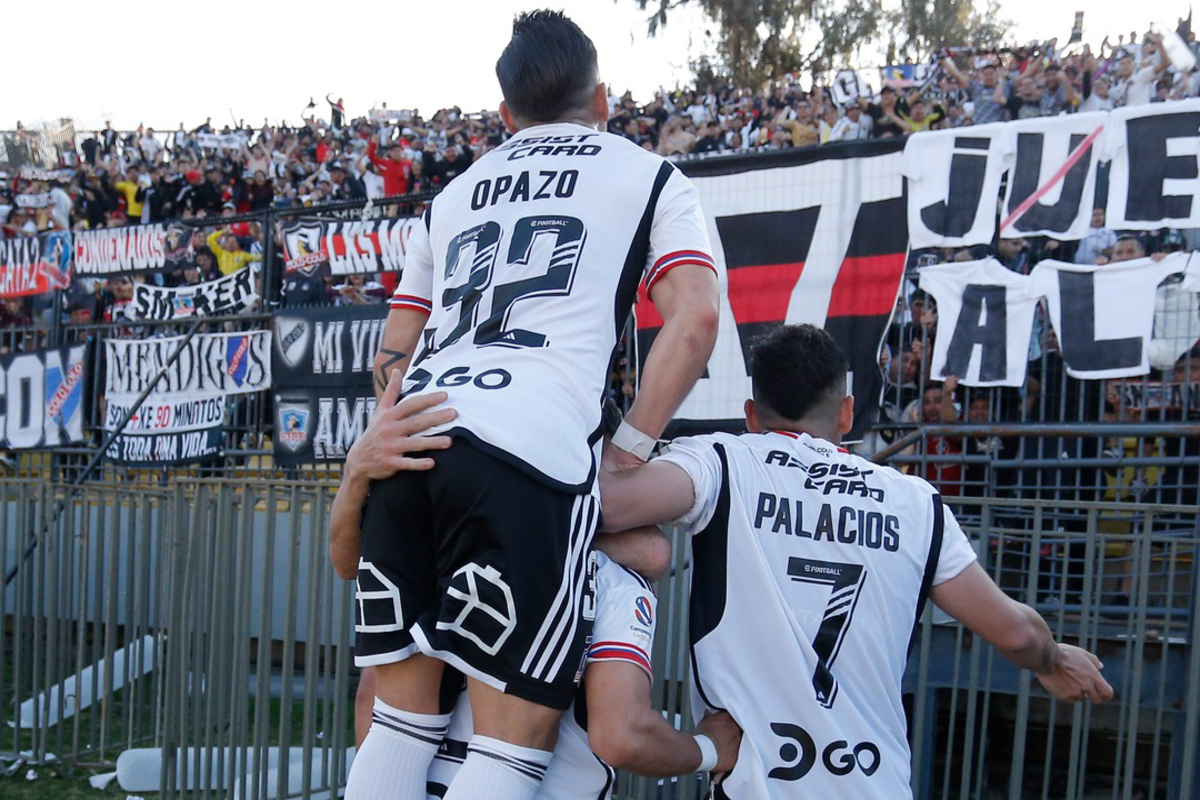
[102,331,271,464]
[129,266,259,321]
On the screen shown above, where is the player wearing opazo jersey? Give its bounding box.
[332,375,740,800]
[599,325,1113,799]
[347,15,718,794]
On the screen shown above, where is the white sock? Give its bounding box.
[442,735,553,800]
[344,698,450,800]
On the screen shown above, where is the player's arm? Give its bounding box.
[606,169,719,471]
[328,371,455,579]
[586,661,740,776]
[372,307,426,400]
[599,460,696,534]
[595,526,673,582]
[609,266,718,469]
[373,208,435,399]
[931,562,1114,703]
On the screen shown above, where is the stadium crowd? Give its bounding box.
[0,20,1198,516]
[4,23,1200,238]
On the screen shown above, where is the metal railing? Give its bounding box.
[3,482,1197,798]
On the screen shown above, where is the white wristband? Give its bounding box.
[610,420,656,461]
[693,733,719,772]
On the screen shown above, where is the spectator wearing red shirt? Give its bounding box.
[367,137,412,197]
[915,381,965,496]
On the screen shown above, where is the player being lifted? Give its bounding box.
[331,376,741,799]
[600,325,1113,798]
[343,10,719,800]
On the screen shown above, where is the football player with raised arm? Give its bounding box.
[342,11,719,799]
[599,325,1113,798]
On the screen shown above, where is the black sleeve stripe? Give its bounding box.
[906,493,945,659]
[617,562,656,595]
[689,441,731,713]
[610,160,675,341]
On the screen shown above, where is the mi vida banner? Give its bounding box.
[272,305,386,463]
[0,345,87,449]
[103,331,271,464]
[129,266,259,321]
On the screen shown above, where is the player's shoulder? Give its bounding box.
[661,430,742,460]
[830,440,940,499]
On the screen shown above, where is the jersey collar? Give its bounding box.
[765,429,849,454]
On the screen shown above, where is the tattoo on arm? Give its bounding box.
[375,348,408,393]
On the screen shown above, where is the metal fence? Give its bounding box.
[3,481,1197,798]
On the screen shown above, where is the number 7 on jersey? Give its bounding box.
[787,557,868,709]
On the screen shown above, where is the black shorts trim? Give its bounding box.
[442,425,598,494]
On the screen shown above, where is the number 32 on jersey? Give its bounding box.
[432,214,587,353]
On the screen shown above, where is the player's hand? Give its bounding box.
[345,370,456,479]
[1035,643,1114,703]
[697,710,742,774]
[601,440,647,474]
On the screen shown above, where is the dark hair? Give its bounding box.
[495,10,598,123]
[749,324,848,422]
[1116,234,1145,254]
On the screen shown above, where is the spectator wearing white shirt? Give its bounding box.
[139,129,163,164]
[827,104,871,141]
[1074,207,1118,264]
[1112,37,1167,107]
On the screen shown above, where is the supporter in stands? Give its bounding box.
[0,297,35,353]
[1075,207,1117,264]
[207,226,261,275]
[901,94,947,131]
[861,86,910,137]
[908,380,965,496]
[334,274,387,306]
[827,103,871,141]
[366,136,412,197]
[941,60,1007,124]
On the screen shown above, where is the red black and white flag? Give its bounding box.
[634,140,908,441]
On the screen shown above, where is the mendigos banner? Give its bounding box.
[0,232,72,297]
[129,266,259,321]
[272,305,387,463]
[103,331,271,464]
[0,345,87,449]
[280,216,421,276]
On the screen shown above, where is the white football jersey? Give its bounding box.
[427,552,659,799]
[656,430,976,799]
[393,122,714,491]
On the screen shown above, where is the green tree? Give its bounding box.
[629,0,1010,87]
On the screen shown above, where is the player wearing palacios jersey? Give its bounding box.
[347,12,719,800]
[427,552,657,800]
[599,325,1114,799]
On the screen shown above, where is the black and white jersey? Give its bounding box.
[427,552,658,799]
[656,431,976,799]
[393,122,714,491]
